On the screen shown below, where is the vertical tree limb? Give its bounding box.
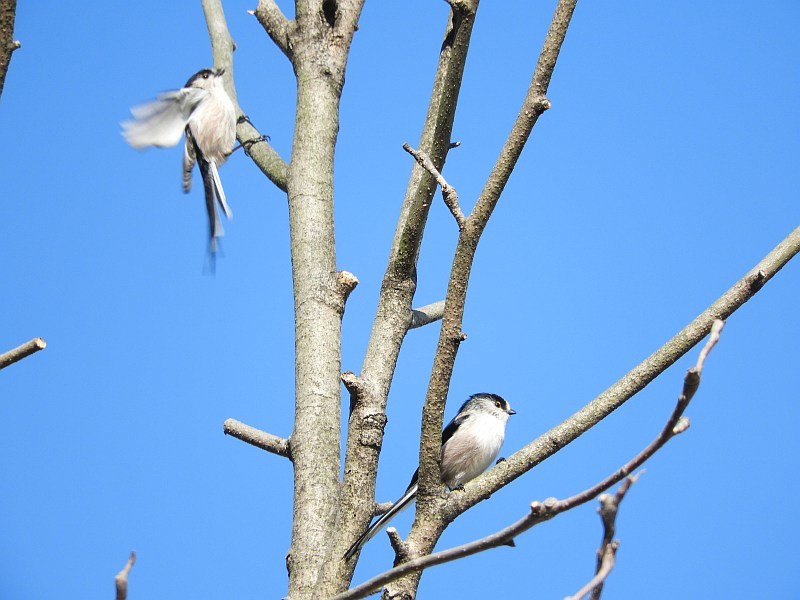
[285,2,366,597]
[381,3,577,597]
[336,0,480,584]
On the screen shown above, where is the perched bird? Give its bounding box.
[122,68,236,252]
[344,393,516,560]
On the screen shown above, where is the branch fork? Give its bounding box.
[402,143,467,229]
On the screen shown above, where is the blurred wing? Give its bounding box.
[122,88,208,149]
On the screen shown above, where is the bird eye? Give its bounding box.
[202,72,209,79]
[495,400,502,408]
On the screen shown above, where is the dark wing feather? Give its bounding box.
[404,411,472,492]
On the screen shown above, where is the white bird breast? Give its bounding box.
[188,87,236,165]
[440,412,507,489]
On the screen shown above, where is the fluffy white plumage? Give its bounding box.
[344,393,515,560]
[122,69,236,252]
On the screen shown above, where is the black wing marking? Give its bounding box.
[405,411,472,492]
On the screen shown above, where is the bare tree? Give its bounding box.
[187,1,800,598]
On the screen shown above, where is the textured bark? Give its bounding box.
[0,0,19,100]
[199,0,800,598]
[285,5,365,598]
[334,4,479,590]
[383,1,578,597]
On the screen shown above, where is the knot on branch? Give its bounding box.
[387,527,411,562]
[338,270,359,303]
[359,412,388,449]
[747,269,767,291]
[672,416,690,435]
[445,0,477,14]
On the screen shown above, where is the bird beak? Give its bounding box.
[215,68,226,77]
[508,408,517,415]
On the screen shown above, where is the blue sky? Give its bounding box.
[1,1,798,598]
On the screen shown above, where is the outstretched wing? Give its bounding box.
[122,88,208,149]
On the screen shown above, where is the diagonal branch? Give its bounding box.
[580,474,640,600]
[0,337,46,371]
[114,551,136,600]
[338,320,725,600]
[570,541,618,600]
[252,0,293,59]
[0,0,20,100]
[402,143,466,229]
[202,0,289,191]
[444,226,800,522]
[223,418,291,459]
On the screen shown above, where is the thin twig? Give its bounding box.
[581,473,640,600]
[223,418,291,459]
[114,551,136,600]
[403,143,466,229]
[335,322,726,599]
[0,337,46,371]
[568,541,618,600]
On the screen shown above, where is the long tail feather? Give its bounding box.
[344,483,418,561]
[199,158,224,251]
[209,160,232,220]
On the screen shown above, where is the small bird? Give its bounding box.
[122,68,236,252]
[344,393,516,560]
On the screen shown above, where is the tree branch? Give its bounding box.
[252,0,293,59]
[0,337,46,371]
[402,143,466,229]
[445,225,800,521]
[410,300,445,330]
[582,474,640,600]
[0,0,19,100]
[223,418,291,459]
[399,4,577,592]
[282,0,366,596]
[114,551,136,600]
[338,319,725,599]
[202,0,289,192]
[337,1,480,581]
[569,540,618,600]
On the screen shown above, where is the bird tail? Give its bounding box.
[199,158,225,252]
[209,160,233,220]
[344,483,418,561]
